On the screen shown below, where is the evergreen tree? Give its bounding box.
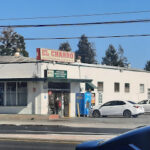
[144,61,150,71]
[102,44,128,67]
[75,34,97,64]
[102,44,119,66]
[117,45,128,67]
[0,28,28,57]
[59,42,71,51]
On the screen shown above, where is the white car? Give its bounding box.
[138,99,150,113]
[90,100,144,118]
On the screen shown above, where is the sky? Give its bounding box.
[0,0,150,69]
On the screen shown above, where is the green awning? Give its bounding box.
[86,82,97,91]
[0,77,92,83]
[0,78,44,82]
[46,78,92,83]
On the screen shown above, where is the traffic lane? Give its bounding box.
[0,140,76,150]
[0,125,130,135]
[0,115,149,135]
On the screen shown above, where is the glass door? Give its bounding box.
[48,91,62,115]
[63,92,70,117]
[0,83,4,106]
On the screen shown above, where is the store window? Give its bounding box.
[18,82,27,106]
[114,82,120,92]
[0,83,4,106]
[6,82,16,106]
[91,93,95,107]
[125,83,130,93]
[48,82,70,92]
[1,82,27,106]
[98,93,103,104]
[140,84,144,93]
[97,82,103,92]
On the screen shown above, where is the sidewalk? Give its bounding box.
[0,114,145,128]
[0,114,146,143]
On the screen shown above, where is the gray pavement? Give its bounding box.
[0,114,149,143]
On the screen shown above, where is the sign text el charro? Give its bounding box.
[36,48,75,63]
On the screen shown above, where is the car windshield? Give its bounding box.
[128,101,136,104]
[0,1,150,150]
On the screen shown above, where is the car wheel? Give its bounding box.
[93,110,101,118]
[123,110,132,118]
[102,115,107,118]
[132,115,138,118]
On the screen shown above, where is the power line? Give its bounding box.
[1,18,150,28]
[24,34,150,40]
[1,10,150,21]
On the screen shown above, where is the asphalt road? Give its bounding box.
[0,114,149,136]
[0,140,76,150]
[0,124,130,135]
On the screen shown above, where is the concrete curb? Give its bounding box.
[0,138,82,144]
[0,133,118,143]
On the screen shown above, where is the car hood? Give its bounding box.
[76,126,150,150]
[76,139,105,150]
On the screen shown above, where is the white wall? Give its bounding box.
[0,63,44,114]
[0,63,41,78]
[40,82,49,115]
[70,82,80,117]
[79,66,150,103]
[1,61,150,115]
[40,62,150,104]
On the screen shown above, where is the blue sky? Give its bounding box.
[0,0,150,69]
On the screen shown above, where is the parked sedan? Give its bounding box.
[90,100,144,118]
[138,99,150,113]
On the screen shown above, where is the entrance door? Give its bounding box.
[48,91,62,115]
[48,91,70,117]
[63,92,70,117]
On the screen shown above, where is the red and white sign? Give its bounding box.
[36,48,75,63]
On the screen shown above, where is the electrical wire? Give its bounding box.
[0,10,150,21]
[24,34,150,40]
[0,18,150,28]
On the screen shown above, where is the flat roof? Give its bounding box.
[0,56,37,63]
[0,56,149,73]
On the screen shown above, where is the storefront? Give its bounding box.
[45,77,93,117]
[48,82,70,117]
[1,48,150,117]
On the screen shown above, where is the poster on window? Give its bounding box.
[91,93,95,104]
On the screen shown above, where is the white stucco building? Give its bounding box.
[0,53,150,117]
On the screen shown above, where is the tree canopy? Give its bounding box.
[102,44,119,66]
[117,45,128,67]
[59,42,72,52]
[0,28,28,57]
[75,34,97,64]
[102,44,128,67]
[144,61,150,71]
